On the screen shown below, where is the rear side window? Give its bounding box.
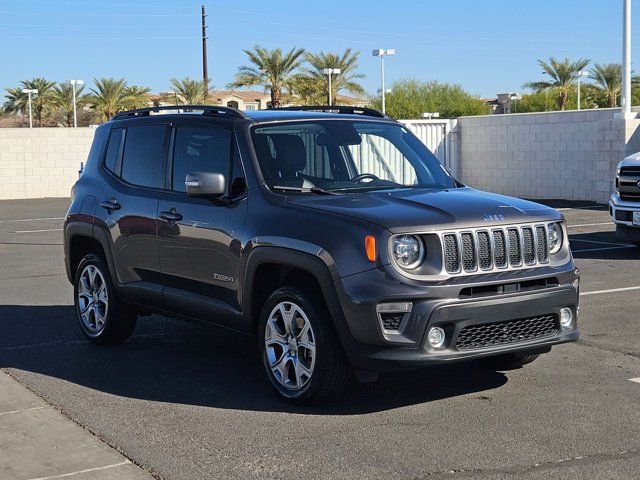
[121,125,166,188]
[171,127,232,192]
[104,128,123,173]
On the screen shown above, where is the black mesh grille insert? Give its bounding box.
[443,234,460,272]
[508,229,521,265]
[461,232,476,271]
[380,313,403,330]
[477,231,492,269]
[522,227,535,264]
[536,226,549,262]
[493,230,507,268]
[455,314,559,350]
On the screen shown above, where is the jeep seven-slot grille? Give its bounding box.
[442,224,550,275]
[455,314,559,350]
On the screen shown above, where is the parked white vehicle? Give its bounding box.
[610,152,640,246]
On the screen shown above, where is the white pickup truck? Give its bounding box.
[610,152,640,246]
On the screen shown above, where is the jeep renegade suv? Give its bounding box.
[610,152,640,245]
[64,105,580,404]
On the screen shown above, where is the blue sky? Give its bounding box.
[0,0,634,98]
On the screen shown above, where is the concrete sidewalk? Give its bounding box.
[0,371,153,480]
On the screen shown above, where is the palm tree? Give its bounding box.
[524,57,590,110]
[297,49,366,105]
[170,78,209,105]
[228,45,305,108]
[3,87,29,116]
[52,82,87,126]
[589,63,640,108]
[88,78,150,121]
[8,78,57,126]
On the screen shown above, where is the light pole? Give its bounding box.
[21,88,38,128]
[70,80,84,127]
[372,49,395,114]
[322,68,341,106]
[572,71,589,110]
[622,0,633,117]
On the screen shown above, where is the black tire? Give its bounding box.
[73,253,137,345]
[479,352,540,370]
[258,287,350,405]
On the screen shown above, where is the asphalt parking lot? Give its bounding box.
[1,197,639,480]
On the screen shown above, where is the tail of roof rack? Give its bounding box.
[276,105,385,118]
[112,105,248,121]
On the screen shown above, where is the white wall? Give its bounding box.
[0,128,95,200]
[457,109,640,204]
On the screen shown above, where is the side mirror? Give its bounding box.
[185,172,226,198]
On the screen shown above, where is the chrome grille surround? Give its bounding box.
[440,223,550,276]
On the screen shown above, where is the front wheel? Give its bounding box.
[73,253,137,345]
[258,287,350,405]
[479,353,540,370]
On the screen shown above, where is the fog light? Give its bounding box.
[560,307,573,327]
[427,327,446,348]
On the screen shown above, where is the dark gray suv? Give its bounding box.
[64,105,580,404]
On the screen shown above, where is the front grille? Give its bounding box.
[455,314,559,350]
[615,210,633,222]
[621,166,640,175]
[620,192,640,201]
[442,224,549,275]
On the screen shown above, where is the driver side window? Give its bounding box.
[171,127,232,193]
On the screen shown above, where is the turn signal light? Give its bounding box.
[365,235,376,262]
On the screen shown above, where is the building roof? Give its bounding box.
[208,89,271,102]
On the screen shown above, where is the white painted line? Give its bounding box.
[27,461,132,480]
[0,217,64,223]
[570,238,630,246]
[582,286,640,296]
[572,245,636,253]
[630,377,640,384]
[557,206,606,211]
[0,406,44,416]
[567,222,613,228]
[14,228,63,234]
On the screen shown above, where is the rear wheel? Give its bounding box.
[73,253,137,345]
[479,352,540,370]
[258,287,350,405]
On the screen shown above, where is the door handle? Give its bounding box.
[100,198,121,213]
[159,209,183,224]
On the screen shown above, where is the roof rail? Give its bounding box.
[276,105,385,118]
[112,105,248,121]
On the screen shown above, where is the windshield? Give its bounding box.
[251,120,457,193]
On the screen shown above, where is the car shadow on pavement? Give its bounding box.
[0,305,508,415]
[569,231,640,260]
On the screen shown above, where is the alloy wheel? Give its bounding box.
[77,264,109,334]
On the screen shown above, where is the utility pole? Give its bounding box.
[622,0,633,118]
[201,5,208,89]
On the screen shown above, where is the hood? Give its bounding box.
[286,187,561,233]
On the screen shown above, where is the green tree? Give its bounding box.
[372,79,490,119]
[3,87,29,116]
[52,82,87,127]
[293,48,366,105]
[3,78,57,126]
[170,78,209,105]
[88,78,150,121]
[524,57,590,110]
[228,45,305,108]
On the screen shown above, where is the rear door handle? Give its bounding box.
[159,209,183,224]
[100,198,121,213]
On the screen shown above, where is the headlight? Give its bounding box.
[548,222,563,254]
[392,235,425,270]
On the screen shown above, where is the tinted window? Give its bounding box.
[121,125,165,188]
[104,128,123,173]
[171,127,231,192]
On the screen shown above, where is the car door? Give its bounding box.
[156,122,248,323]
[95,123,167,299]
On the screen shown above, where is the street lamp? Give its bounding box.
[572,71,589,110]
[70,80,84,127]
[21,88,38,128]
[622,0,633,117]
[322,68,341,106]
[372,48,395,114]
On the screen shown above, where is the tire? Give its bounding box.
[258,287,350,405]
[479,352,540,370]
[73,253,137,345]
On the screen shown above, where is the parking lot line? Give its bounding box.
[582,286,640,296]
[570,238,629,246]
[630,378,640,384]
[571,245,636,253]
[567,222,613,228]
[0,406,44,417]
[0,217,64,223]
[557,206,607,211]
[14,228,64,234]
[27,461,132,480]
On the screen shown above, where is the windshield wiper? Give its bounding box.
[272,185,341,195]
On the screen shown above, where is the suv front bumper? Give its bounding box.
[335,263,580,371]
